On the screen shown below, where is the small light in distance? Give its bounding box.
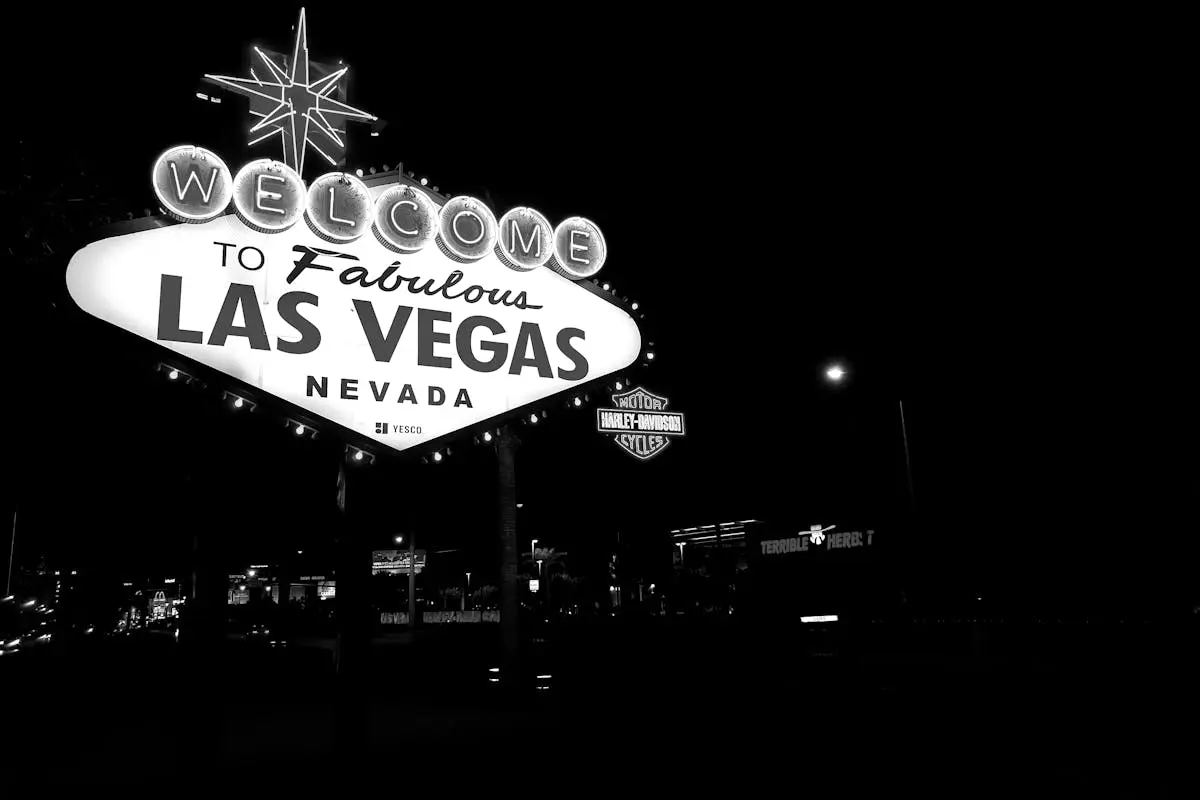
[420,177,428,186]
[234,397,244,409]
[295,425,305,436]
[394,535,404,544]
[354,450,364,461]
[22,600,35,607]
[483,431,493,443]
[168,369,179,380]
[615,381,623,391]
[355,169,363,177]
[631,302,639,311]
[529,413,538,424]
[247,569,257,577]
[433,451,443,462]
[573,397,582,407]
[370,131,380,137]
[801,614,839,623]
[825,365,846,383]
[602,283,611,291]
[646,351,655,361]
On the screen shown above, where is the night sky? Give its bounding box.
[3,5,1194,612]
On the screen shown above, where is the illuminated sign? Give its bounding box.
[529,579,540,593]
[758,525,876,556]
[66,9,636,459]
[596,386,686,460]
[372,550,426,575]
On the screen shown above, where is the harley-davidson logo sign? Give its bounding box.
[596,386,686,460]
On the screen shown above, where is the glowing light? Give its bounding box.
[204,8,376,175]
[573,397,582,407]
[646,351,655,360]
[436,196,498,262]
[231,159,306,233]
[482,431,493,443]
[152,145,233,223]
[433,451,443,462]
[801,615,839,623]
[495,207,553,271]
[420,177,428,186]
[631,302,639,311]
[22,600,35,607]
[548,217,607,280]
[354,450,364,461]
[196,92,209,101]
[295,425,305,435]
[305,172,373,243]
[615,382,623,390]
[529,413,538,424]
[370,131,380,137]
[248,569,257,577]
[602,283,611,291]
[395,535,404,544]
[372,184,437,253]
[489,667,500,673]
[234,398,244,408]
[825,365,846,382]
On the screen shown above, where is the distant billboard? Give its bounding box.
[372,549,426,575]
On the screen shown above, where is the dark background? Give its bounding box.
[1,4,1193,615]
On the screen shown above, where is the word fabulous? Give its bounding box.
[151,145,607,279]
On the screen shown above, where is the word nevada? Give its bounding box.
[151,146,607,279]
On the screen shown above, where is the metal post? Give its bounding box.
[899,400,916,513]
[6,509,15,597]
[496,431,521,688]
[408,533,416,629]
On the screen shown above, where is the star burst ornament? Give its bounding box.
[204,7,376,177]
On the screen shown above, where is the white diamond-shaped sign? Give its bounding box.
[66,190,641,455]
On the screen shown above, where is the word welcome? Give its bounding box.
[152,146,607,278]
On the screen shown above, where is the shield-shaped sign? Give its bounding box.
[596,386,686,460]
[66,176,642,456]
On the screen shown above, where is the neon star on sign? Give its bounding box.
[205,8,376,176]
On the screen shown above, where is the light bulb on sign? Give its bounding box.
[168,370,179,380]
[547,217,607,280]
[483,431,493,443]
[233,398,244,408]
[232,160,305,233]
[295,425,305,436]
[433,451,443,462]
[435,196,498,263]
[529,413,538,424]
[305,172,373,243]
[151,145,233,224]
[372,184,437,254]
[354,450,364,461]
[495,207,553,271]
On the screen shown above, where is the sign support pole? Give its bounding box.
[496,430,521,690]
[408,531,417,628]
[333,453,369,766]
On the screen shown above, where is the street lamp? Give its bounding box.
[822,362,916,512]
[394,535,404,545]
